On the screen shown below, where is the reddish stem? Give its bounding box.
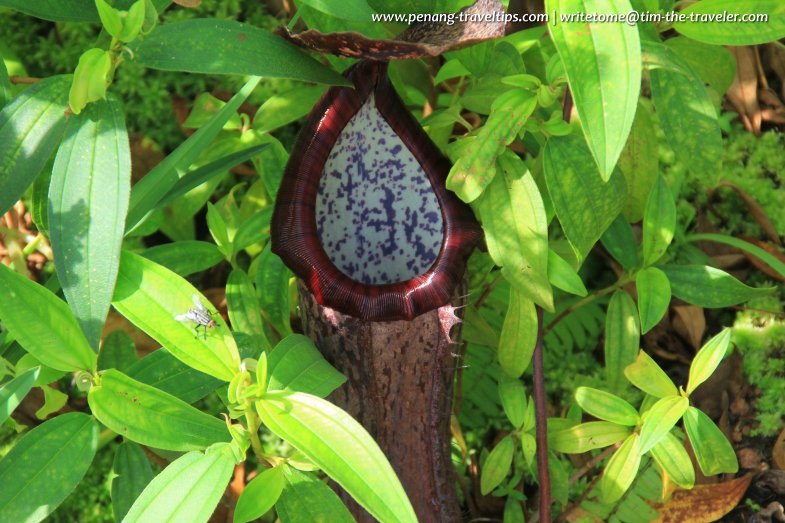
[533,305,551,521]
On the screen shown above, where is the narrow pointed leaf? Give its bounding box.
[267,335,346,398]
[574,386,639,426]
[481,434,514,495]
[650,432,695,489]
[88,369,229,451]
[125,76,261,233]
[112,251,240,381]
[642,175,676,266]
[687,328,731,395]
[604,290,640,393]
[112,441,154,522]
[497,288,538,378]
[477,152,553,310]
[661,264,774,308]
[255,245,293,341]
[0,75,69,215]
[0,264,96,372]
[49,98,130,349]
[546,0,641,179]
[447,91,537,202]
[0,366,40,425]
[544,133,627,262]
[126,348,222,404]
[549,421,631,454]
[227,269,271,355]
[97,330,137,372]
[499,378,527,429]
[548,248,587,297]
[600,433,641,503]
[141,240,224,277]
[686,233,785,282]
[683,406,738,475]
[624,350,678,398]
[275,467,354,523]
[673,0,785,45]
[129,19,349,85]
[234,466,285,523]
[256,391,417,523]
[0,413,98,523]
[618,100,657,222]
[636,267,671,334]
[645,40,722,177]
[123,446,235,523]
[601,215,639,271]
[638,395,689,454]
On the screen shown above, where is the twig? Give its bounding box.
[533,305,551,522]
[9,76,41,85]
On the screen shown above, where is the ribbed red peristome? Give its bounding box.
[271,60,482,321]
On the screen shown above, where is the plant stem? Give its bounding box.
[543,275,633,336]
[9,76,40,85]
[533,305,551,522]
[243,402,266,463]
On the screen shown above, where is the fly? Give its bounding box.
[175,294,217,340]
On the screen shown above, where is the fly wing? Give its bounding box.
[192,294,208,312]
[175,312,195,323]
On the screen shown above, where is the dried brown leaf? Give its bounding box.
[276,0,505,59]
[727,46,762,134]
[774,426,785,471]
[671,305,705,352]
[173,0,201,7]
[651,474,753,523]
[713,181,780,244]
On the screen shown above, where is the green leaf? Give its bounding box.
[68,48,111,115]
[638,395,689,454]
[618,100,657,222]
[447,91,537,202]
[206,202,231,258]
[683,406,738,475]
[123,445,236,523]
[111,441,153,522]
[686,233,785,282]
[549,421,631,454]
[0,264,96,372]
[497,288,538,378]
[686,328,731,395]
[112,250,240,381]
[604,290,640,393]
[600,433,641,504]
[601,215,639,271]
[296,0,375,21]
[255,244,293,341]
[650,432,695,489]
[481,434,514,495]
[548,248,587,297]
[0,59,10,109]
[546,0,641,179]
[673,0,785,45]
[36,385,68,419]
[645,40,722,177]
[0,366,40,425]
[476,152,553,310]
[130,19,349,85]
[624,350,678,398]
[0,413,98,523]
[499,378,527,428]
[227,269,270,352]
[96,0,123,37]
[97,330,137,372]
[183,93,242,130]
[0,75,69,215]
[275,466,354,523]
[665,37,736,96]
[636,267,671,334]
[253,84,327,132]
[574,387,639,426]
[504,498,525,523]
[126,348,222,404]
[234,466,285,523]
[641,175,676,266]
[88,369,229,451]
[0,0,98,21]
[543,133,627,262]
[116,0,146,42]
[126,76,260,234]
[661,264,774,308]
[49,99,130,349]
[141,240,224,277]
[256,391,417,523]
[233,206,273,252]
[267,335,346,398]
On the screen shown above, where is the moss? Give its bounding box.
[732,297,785,437]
